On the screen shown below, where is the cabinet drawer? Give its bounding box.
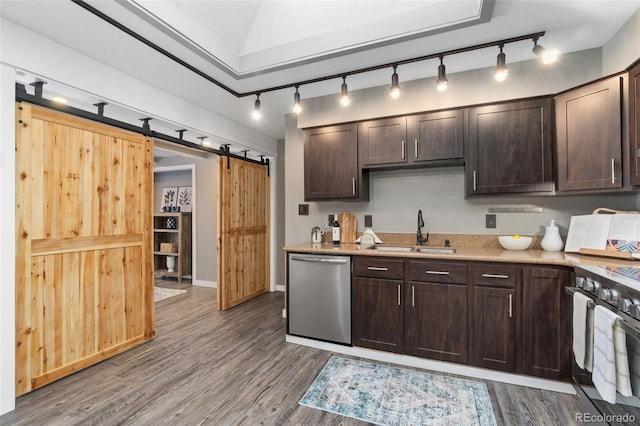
[353,257,404,279]
[409,260,467,284]
[471,263,518,288]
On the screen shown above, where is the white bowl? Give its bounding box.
[498,235,533,251]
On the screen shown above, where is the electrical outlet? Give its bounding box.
[364,215,373,228]
[486,214,496,228]
[298,204,309,215]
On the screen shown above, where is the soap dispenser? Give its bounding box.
[541,219,564,252]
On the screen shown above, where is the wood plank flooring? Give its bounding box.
[1,283,580,425]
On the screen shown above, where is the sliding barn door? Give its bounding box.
[217,157,270,310]
[15,103,154,395]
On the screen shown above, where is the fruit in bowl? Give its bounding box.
[498,235,533,251]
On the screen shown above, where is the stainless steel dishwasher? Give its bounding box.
[288,253,351,345]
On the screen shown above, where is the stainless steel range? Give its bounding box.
[570,265,640,426]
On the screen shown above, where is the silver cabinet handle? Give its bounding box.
[426,270,450,275]
[473,171,477,191]
[414,139,418,159]
[397,284,401,306]
[412,285,415,307]
[401,140,405,160]
[352,177,356,195]
[482,273,509,279]
[367,266,388,271]
[508,293,513,318]
[611,158,615,183]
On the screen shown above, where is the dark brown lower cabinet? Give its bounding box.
[405,282,467,363]
[473,286,516,371]
[352,277,403,352]
[522,266,572,380]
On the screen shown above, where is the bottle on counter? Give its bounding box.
[332,213,341,244]
[541,219,564,252]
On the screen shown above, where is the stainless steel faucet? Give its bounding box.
[417,209,429,245]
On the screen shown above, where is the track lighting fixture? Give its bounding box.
[389,65,401,99]
[494,45,508,82]
[339,76,351,107]
[532,37,559,64]
[436,56,448,92]
[252,94,261,120]
[292,86,302,114]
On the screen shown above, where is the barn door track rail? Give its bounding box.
[15,82,269,168]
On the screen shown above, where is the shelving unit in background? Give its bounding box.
[153,212,192,283]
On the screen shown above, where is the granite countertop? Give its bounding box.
[283,241,639,269]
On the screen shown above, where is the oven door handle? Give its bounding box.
[565,286,640,337]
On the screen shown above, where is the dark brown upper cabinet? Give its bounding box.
[359,110,465,170]
[555,75,625,192]
[629,62,640,186]
[466,97,554,197]
[303,123,368,201]
[358,117,408,167]
[408,110,464,164]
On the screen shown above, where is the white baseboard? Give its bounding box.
[276,284,285,292]
[285,335,576,395]
[194,280,216,288]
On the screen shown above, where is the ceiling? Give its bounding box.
[2,0,640,150]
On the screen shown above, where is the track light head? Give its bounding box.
[532,38,559,64]
[340,76,351,107]
[292,86,302,114]
[494,45,508,82]
[252,94,261,120]
[390,65,401,99]
[436,56,448,92]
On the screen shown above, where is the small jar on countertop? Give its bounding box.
[541,219,564,252]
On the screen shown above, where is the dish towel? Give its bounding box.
[592,305,632,403]
[572,292,593,370]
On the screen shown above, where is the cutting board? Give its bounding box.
[338,212,357,243]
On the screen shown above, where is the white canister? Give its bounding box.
[541,219,564,252]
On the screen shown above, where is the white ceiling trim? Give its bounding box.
[114,0,492,77]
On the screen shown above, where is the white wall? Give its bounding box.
[0,64,16,415]
[603,8,640,74]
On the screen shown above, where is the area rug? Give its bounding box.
[299,356,497,426]
[154,286,186,302]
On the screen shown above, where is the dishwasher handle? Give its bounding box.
[290,255,349,264]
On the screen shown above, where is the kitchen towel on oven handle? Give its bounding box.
[572,291,594,371]
[592,305,632,403]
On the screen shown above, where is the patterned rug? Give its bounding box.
[299,356,497,426]
[154,286,186,302]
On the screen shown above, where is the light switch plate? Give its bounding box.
[486,214,496,228]
[364,215,373,228]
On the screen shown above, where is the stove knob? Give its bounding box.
[598,288,619,303]
[630,304,640,321]
[576,277,586,289]
[619,298,634,313]
[584,278,600,292]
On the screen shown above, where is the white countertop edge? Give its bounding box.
[285,334,576,395]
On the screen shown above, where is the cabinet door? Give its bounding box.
[353,277,403,352]
[473,287,516,371]
[466,98,554,196]
[630,64,640,186]
[304,124,367,201]
[405,282,467,363]
[408,110,464,163]
[358,117,407,167]
[556,76,623,191]
[522,266,572,380]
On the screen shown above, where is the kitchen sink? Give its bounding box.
[414,247,456,254]
[367,245,415,252]
[365,245,456,254]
